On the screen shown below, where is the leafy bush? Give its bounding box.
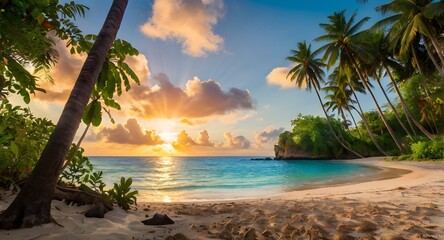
[59,145,93,186]
[0,100,54,186]
[88,170,107,194]
[108,177,138,210]
[410,137,444,160]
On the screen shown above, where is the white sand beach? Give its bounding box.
[1,157,443,239]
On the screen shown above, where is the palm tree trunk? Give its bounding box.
[350,87,388,156]
[411,44,425,75]
[376,79,412,137]
[347,108,362,138]
[340,109,349,129]
[314,88,364,158]
[422,27,444,67]
[421,35,444,76]
[0,0,129,229]
[363,80,405,153]
[384,65,434,140]
[345,49,405,153]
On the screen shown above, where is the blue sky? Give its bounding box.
[15,0,395,156]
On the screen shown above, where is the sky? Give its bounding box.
[11,0,393,156]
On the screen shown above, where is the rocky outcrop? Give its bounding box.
[274,144,330,160]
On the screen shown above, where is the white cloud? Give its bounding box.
[266,67,293,89]
[223,132,250,149]
[140,0,224,57]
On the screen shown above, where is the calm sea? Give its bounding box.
[88,156,376,202]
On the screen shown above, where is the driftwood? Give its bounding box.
[53,185,113,211]
[12,180,113,210]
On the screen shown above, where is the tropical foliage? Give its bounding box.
[281,0,443,160]
[0,100,54,186]
[0,0,88,102]
[0,0,139,223]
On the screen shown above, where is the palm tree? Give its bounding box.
[0,0,129,229]
[315,10,406,154]
[376,0,444,76]
[326,68,388,156]
[287,41,363,158]
[365,28,434,139]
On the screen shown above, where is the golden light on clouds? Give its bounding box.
[140,0,224,57]
[127,74,254,120]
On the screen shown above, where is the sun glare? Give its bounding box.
[158,143,176,155]
[159,131,178,143]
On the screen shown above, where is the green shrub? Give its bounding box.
[0,100,54,186]
[410,137,444,160]
[60,145,93,186]
[108,177,138,210]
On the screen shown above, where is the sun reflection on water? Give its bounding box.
[153,157,177,202]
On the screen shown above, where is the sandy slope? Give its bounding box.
[1,157,443,239]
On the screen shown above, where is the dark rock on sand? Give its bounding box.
[84,203,109,218]
[141,213,175,225]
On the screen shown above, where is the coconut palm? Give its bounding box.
[376,0,444,76]
[363,28,434,139]
[0,0,129,229]
[326,68,388,156]
[315,10,406,153]
[287,41,363,158]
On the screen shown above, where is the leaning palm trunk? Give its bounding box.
[347,108,362,138]
[345,50,405,153]
[421,35,444,77]
[421,26,444,68]
[314,88,364,158]
[362,79,405,153]
[0,0,129,229]
[376,79,412,137]
[384,65,433,140]
[350,87,388,156]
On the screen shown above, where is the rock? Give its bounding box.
[141,213,175,225]
[165,233,190,240]
[241,228,258,240]
[84,203,108,218]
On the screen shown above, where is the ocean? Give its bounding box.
[88,156,377,202]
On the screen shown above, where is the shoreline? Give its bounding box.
[1,157,443,239]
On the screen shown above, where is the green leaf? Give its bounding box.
[10,142,19,157]
[83,101,102,126]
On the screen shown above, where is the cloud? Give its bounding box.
[255,126,285,144]
[223,132,250,149]
[97,118,163,145]
[266,67,294,89]
[266,66,306,89]
[140,0,224,57]
[34,38,150,102]
[173,129,214,149]
[197,130,214,146]
[175,130,197,146]
[129,73,254,119]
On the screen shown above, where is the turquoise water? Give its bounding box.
[89,156,376,202]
